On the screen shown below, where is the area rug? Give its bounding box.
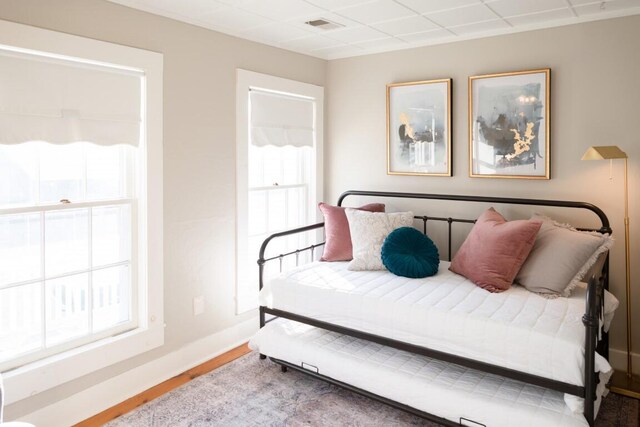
[106,352,639,427]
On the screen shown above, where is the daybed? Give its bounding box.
[249,190,617,427]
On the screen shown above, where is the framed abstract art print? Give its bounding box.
[387,78,452,176]
[469,69,550,179]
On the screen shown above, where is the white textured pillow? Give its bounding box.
[345,209,414,271]
[516,214,613,297]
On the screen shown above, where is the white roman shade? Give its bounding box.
[249,89,314,148]
[0,49,142,146]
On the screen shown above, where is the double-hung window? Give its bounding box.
[236,70,323,314]
[0,19,163,405]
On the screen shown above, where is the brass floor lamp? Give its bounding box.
[582,145,638,398]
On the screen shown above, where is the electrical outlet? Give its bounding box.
[193,295,205,316]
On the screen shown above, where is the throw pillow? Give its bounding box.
[516,214,613,297]
[381,227,440,278]
[345,209,414,271]
[318,202,385,261]
[449,208,542,292]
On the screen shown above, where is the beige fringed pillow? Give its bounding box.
[516,214,613,297]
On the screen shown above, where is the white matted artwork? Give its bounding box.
[469,69,550,179]
[387,79,452,176]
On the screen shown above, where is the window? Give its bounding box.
[236,70,323,314]
[0,142,135,370]
[0,19,163,405]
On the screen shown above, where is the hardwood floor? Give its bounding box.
[74,343,251,426]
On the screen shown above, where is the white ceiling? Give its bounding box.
[107,0,640,59]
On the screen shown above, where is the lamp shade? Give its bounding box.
[582,146,628,160]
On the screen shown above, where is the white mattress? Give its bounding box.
[259,261,618,410]
[250,319,607,427]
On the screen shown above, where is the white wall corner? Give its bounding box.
[9,316,259,427]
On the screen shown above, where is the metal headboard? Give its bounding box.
[337,190,611,266]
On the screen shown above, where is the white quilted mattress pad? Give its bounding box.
[250,319,605,426]
[259,261,618,400]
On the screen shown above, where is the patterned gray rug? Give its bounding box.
[106,352,639,427]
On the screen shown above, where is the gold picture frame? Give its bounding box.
[387,78,452,177]
[469,68,550,179]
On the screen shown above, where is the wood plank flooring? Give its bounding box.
[74,343,251,426]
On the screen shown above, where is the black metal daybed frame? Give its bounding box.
[257,190,611,427]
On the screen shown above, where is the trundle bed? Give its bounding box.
[249,190,617,426]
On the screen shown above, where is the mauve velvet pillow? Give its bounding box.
[449,208,542,292]
[319,202,385,261]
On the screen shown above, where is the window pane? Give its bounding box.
[0,143,38,208]
[92,205,131,267]
[92,265,130,332]
[86,144,128,200]
[0,213,41,286]
[45,273,89,346]
[0,283,43,363]
[286,187,304,229]
[262,146,283,186]
[39,143,84,204]
[45,209,89,276]
[267,189,286,232]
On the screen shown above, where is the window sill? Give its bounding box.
[2,322,164,405]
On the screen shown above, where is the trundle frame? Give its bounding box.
[257,190,612,426]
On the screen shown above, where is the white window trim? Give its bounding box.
[235,69,324,314]
[0,19,164,405]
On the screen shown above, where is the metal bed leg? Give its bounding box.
[259,354,266,360]
[281,365,288,373]
[583,277,600,427]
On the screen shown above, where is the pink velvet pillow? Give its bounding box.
[319,202,385,261]
[449,208,542,292]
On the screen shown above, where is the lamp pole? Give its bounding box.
[623,157,632,378]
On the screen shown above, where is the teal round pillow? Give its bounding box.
[381,227,440,278]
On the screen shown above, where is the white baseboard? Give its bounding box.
[608,347,640,374]
[9,316,258,427]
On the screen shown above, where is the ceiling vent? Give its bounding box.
[304,18,344,31]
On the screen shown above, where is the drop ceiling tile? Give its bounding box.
[574,0,640,15]
[237,0,325,21]
[427,3,499,27]
[449,19,510,35]
[312,44,365,58]
[394,0,481,14]
[239,22,314,43]
[486,0,568,18]
[279,34,343,51]
[336,0,416,24]
[506,8,575,26]
[204,6,273,31]
[372,15,438,35]
[566,0,601,5]
[328,25,389,42]
[139,0,224,17]
[215,0,251,4]
[352,36,408,50]
[304,0,375,10]
[571,0,640,4]
[397,28,452,43]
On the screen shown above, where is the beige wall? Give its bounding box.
[326,15,640,371]
[0,0,326,419]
